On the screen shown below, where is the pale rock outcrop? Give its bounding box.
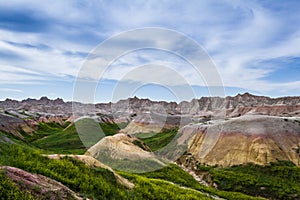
[181,115,300,166]
[1,166,82,200]
[86,133,166,172]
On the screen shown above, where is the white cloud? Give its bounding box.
[0,0,300,97]
[0,34,84,82]
[0,88,23,93]
[76,33,220,89]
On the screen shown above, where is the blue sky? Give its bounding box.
[0,0,299,102]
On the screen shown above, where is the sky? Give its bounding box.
[0,0,300,102]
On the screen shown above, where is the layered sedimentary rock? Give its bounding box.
[1,93,300,121]
[180,115,300,166]
[119,112,195,134]
[1,94,300,167]
[0,114,35,139]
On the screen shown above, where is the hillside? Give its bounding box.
[179,115,300,167]
[0,136,264,199]
[0,94,300,199]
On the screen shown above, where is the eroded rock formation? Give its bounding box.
[180,115,300,166]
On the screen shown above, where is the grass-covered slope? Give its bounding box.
[0,130,267,200]
[138,164,263,200]
[0,139,263,200]
[135,128,178,151]
[203,161,300,199]
[124,125,300,199]
[0,143,216,199]
[118,172,212,200]
[0,144,128,199]
[1,118,296,199]
[30,119,127,154]
[32,122,86,154]
[0,171,35,200]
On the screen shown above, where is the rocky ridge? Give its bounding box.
[1,93,299,138]
[1,93,299,119]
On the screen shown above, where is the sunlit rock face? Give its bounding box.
[86,133,166,173]
[180,115,300,167]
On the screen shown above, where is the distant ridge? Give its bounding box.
[2,92,300,105]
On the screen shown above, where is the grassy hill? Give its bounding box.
[203,161,300,199]
[0,141,265,200]
[24,119,127,154]
[135,128,178,151]
[1,119,298,199]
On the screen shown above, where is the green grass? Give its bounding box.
[2,122,290,200]
[2,118,296,199]
[132,140,149,151]
[0,130,38,149]
[0,142,265,200]
[136,128,178,151]
[98,153,166,173]
[0,143,128,199]
[0,171,35,200]
[22,121,68,143]
[31,119,127,154]
[101,122,128,136]
[2,118,127,154]
[204,161,300,199]
[0,143,222,200]
[119,172,212,200]
[138,164,263,200]
[32,123,86,154]
[134,132,157,138]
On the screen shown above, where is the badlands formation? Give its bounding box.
[180,115,300,166]
[1,92,300,167]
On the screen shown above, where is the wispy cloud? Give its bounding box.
[0,88,23,93]
[0,0,299,99]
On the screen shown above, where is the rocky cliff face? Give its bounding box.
[178,93,300,117]
[1,93,300,119]
[179,115,300,166]
[110,93,300,117]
